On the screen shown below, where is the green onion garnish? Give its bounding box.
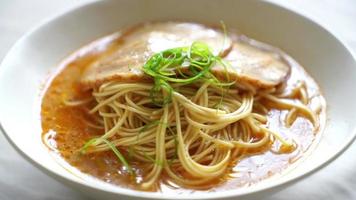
[142,41,232,105]
[80,138,133,175]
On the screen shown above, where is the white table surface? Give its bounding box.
[0,0,355,199]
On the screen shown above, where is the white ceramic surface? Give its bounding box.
[0,0,355,199]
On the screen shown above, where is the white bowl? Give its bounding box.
[0,0,355,199]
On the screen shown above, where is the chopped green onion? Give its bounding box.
[142,41,230,105]
[80,137,133,175]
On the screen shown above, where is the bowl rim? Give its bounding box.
[1,0,356,199]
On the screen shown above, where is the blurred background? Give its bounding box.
[0,0,355,199]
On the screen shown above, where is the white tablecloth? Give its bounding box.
[0,0,355,199]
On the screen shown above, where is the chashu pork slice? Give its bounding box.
[81,22,232,88]
[211,40,290,88]
[81,22,290,89]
